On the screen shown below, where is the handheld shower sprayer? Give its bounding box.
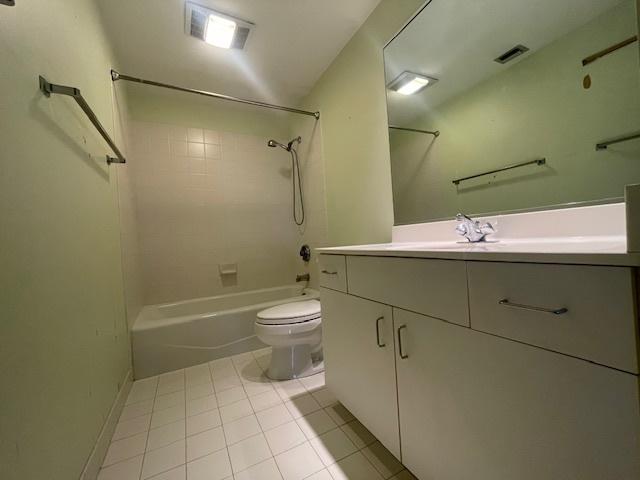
[267,136,305,225]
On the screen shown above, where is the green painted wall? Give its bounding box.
[301,0,425,245]
[0,1,131,479]
[391,0,640,223]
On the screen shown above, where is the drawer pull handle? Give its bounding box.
[397,325,409,359]
[375,316,386,348]
[321,270,338,275]
[498,299,568,315]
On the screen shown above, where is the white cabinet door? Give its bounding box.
[394,308,640,480]
[320,287,400,458]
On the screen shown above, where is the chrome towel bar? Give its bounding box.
[39,76,126,165]
[452,158,546,185]
[389,125,440,137]
[596,131,640,151]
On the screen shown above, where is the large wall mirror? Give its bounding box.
[385,0,640,225]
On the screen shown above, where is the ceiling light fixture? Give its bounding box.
[185,2,253,50]
[387,71,438,96]
[205,13,237,48]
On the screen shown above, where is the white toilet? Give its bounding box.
[254,299,324,380]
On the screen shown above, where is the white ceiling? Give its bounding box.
[96,0,380,106]
[385,0,627,124]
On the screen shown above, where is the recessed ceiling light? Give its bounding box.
[185,2,254,50]
[387,71,438,96]
[205,13,237,48]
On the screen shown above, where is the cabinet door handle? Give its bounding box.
[375,316,386,347]
[498,299,568,315]
[397,325,409,359]
[321,269,338,275]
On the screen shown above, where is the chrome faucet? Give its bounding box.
[455,213,495,242]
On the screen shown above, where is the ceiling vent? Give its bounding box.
[494,44,530,64]
[185,1,253,49]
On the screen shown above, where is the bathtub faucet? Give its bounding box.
[296,273,310,283]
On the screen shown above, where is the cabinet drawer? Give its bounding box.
[318,254,347,292]
[468,262,639,373]
[346,256,469,326]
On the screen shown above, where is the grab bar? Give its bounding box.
[452,158,546,185]
[39,76,126,165]
[596,131,640,151]
[389,125,440,137]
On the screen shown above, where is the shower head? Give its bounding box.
[267,139,288,150]
[267,136,302,151]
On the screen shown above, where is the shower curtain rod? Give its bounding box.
[111,70,320,119]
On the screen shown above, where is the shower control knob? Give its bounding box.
[300,245,311,262]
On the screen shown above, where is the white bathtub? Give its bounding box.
[132,285,319,378]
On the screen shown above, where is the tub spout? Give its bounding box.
[296,273,310,283]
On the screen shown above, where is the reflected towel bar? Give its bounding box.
[596,131,640,151]
[389,125,440,137]
[39,76,126,165]
[452,158,546,185]
[110,70,320,119]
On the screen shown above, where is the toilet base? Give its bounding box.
[267,344,324,380]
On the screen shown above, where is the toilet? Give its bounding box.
[254,299,324,380]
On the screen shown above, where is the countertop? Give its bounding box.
[317,236,640,266]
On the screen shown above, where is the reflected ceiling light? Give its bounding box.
[387,71,438,95]
[185,2,253,50]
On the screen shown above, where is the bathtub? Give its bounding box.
[132,285,319,378]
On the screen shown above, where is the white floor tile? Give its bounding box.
[295,410,337,440]
[327,451,383,480]
[324,403,355,426]
[228,434,272,473]
[147,420,185,451]
[232,352,256,369]
[120,399,154,421]
[223,414,262,445]
[220,399,253,424]
[151,405,185,429]
[299,373,325,393]
[187,394,218,417]
[103,432,147,466]
[234,458,283,480]
[243,381,275,398]
[147,465,186,480]
[186,449,232,480]
[274,442,324,480]
[248,390,282,412]
[141,440,186,479]
[310,388,337,408]
[309,428,357,467]
[112,414,151,441]
[214,374,243,392]
[283,394,321,419]
[187,409,222,436]
[216,386,247,407]
[187,426,226,462]
[154,391,186,412]
[272,380,307,400]
[97,454,143,480]
[340,420,376,449]
[255,404,294,431]
[304,470,333,480]
[264,421,307,455]
[157,376,185,396]
[361,441,404,478]
[186,382,214,400]
[127,379,158,405]
[254,354,271,372]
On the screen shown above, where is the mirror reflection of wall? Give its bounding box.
[385,0,640,225]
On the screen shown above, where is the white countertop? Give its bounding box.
[317,236,640,266]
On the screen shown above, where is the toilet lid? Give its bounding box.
[257,300,321,325]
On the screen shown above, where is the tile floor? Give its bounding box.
[98,348,416,480]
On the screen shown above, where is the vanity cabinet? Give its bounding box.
[319,253,640,480]
[320,288,400,457]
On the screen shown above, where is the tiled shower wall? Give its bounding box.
[129,122,300,305]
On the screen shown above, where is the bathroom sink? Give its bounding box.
[384,241,477,251]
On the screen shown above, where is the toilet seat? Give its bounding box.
[256,299,321,325]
